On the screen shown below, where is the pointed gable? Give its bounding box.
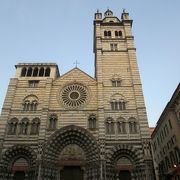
[54,68,96,85]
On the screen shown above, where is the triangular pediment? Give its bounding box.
[54,68,96,84]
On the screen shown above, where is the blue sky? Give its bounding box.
[0,0,179,127]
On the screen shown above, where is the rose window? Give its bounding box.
[61,84,88,108]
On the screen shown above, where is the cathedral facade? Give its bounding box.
[0,10,155,180]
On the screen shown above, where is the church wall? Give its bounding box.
[11,81,46,110]
[0,79,19,139]
[0,10,156,180]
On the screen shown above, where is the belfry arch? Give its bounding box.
[41,125,100,179]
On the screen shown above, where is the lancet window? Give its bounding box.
[129,117,138,133]
[117,117,126,134]
[27,67,33,77]
[30,118,40,134]
[48,114,58,130]
[23,95,38,111]
[33,67,38,76]
[39,67,44,76]
[88,114,96,130]
[21,67,27,77]
[115,30,123,37]
[19,118,29,135]
[45,67,51,76]
[104,30,111,37]
[7,118,18,135]
[106,118,115,134]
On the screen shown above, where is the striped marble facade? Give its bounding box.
[0,9,155,180]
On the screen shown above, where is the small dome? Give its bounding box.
[104,9,113,17]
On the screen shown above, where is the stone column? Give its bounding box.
[81,167,86,180]
[57,167,63,180]
[37,143,43,180]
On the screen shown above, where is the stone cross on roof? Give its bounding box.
[73,60,80,68]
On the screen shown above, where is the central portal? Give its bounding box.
[58,144,86,180]
[60,166,83,180]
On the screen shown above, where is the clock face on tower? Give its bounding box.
[60,83,88,108]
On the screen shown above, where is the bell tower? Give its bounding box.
[93,8,151,137]
[94,9,134,81]
[94,9,155,179]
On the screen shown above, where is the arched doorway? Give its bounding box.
[108,144,144,179]
[0,145,36,180]
[58,144,86,180]
[42,125,100,180]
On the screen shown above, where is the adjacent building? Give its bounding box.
[152,83,180,180]
[0,10,155,180]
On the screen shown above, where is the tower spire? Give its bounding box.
[94,9,102,20]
